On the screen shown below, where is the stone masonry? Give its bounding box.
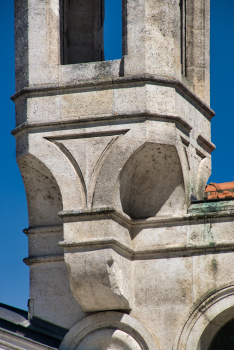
[9,0,234,349]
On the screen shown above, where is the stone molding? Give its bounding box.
[23,254,64,266]
[10,74,215,119]
[58,205,234,259]
[23,225,63,235]
[12,112,192,137]
[23,236,234,266]
[60,238,234,260]
[174,285,234,350]
[59,206,234,226]
[197,135,216,152]
[59,312,159,350]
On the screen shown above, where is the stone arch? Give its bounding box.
[18,153,63,227]
[119,142,186,219]
[208,317,234,350]
[174,285,234,350]
[92,127,189,214]
[24,137,85,211]
[59,311,159,350]
[92,134,146,208]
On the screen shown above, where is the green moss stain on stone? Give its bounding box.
[211,256,218,278]
[203,216,215,244]
[188,200,234,214]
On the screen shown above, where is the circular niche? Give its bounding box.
[75,329,141,350]
[119,142,185,219]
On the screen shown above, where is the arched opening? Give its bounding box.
[174,287,234,350]
[60,0,104,64]
[119,143,185,219]
[209,318,234,350]
[60,0,123,64]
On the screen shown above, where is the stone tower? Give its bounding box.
[12,1,234,349]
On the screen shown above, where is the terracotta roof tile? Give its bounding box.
[205,182,234,200]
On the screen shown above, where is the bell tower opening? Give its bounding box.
[104,0,123,60]
[60,0,104,64]
[60,0,123,64]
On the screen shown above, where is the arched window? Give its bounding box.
[209,318,234,350]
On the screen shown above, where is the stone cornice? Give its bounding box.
[24,205,234,265]
[23,225,63,235]
[59,238,234,260]
[58,206,234,227]
[23,255,64,266]
[11,74,215,118]
[11,111,192,136]
[197,134,216,152]
[24,238,234,266]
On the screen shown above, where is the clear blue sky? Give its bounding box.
[0,0,233,311]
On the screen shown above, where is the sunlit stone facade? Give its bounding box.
[1,1,234,349]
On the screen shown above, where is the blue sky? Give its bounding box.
[0,0,234,311]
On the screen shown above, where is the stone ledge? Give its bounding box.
[11,111,192,136]
[23,255,64,266]
[23,225,63,235]
[59,207,234,227]
[11,74,215,119]
[59,238,234,260]
[197,134,216,152]
[189,199,234,214]
[59,238,133,257]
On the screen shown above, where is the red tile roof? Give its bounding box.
[205,182,234,200]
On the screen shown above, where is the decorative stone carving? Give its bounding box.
[63,248,132,312]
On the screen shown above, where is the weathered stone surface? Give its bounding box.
[11,0,234,349]
[59,312,159,350]
[64,248,132,312]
